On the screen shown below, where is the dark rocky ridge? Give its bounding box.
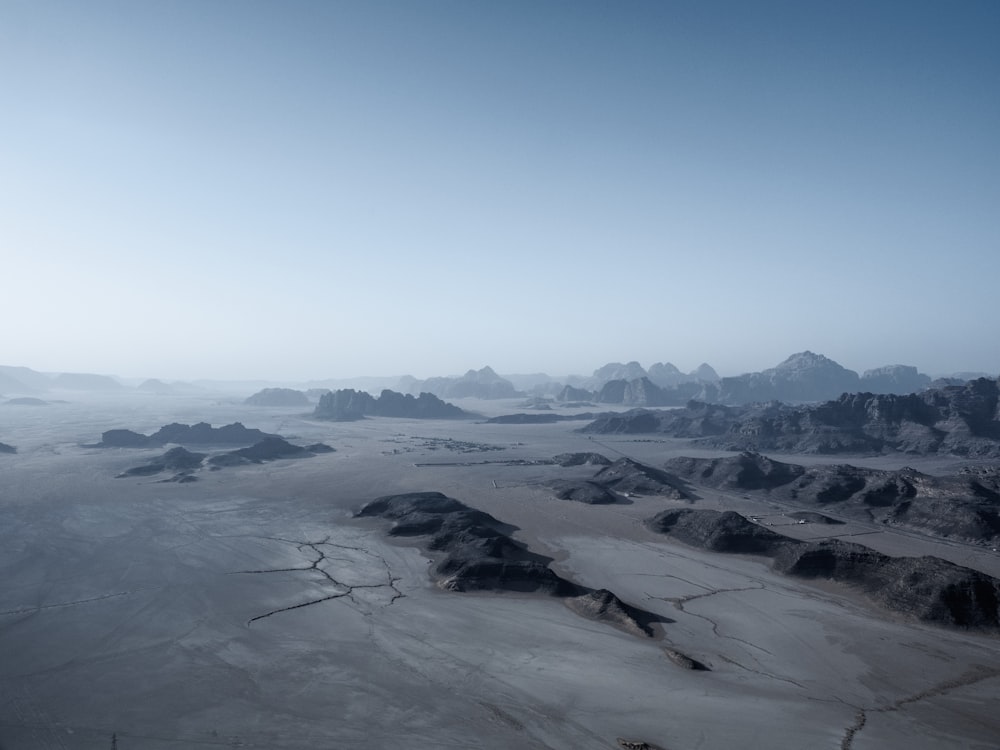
[313,389,466,421]
[118,438,333,477]
[117,447,207,478]
[0,442,16,454]
[646,509,1000,630]
[591,458,691,499]
[211,437,334,466]
[5,397,49,406]
[99,422,278,448]
[581,377,1000,457]
[548,480,621,504]
[665,452,1000,545]
[356,492,664,636]
[548,457,690,505]
[244,388,310,407]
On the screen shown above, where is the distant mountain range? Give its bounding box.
[1,355,996,405]
[573,352,941,407]
[581,376,1000,457]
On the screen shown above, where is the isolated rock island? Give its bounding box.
[313,389,466,421]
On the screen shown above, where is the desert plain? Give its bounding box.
[1,394,999,749]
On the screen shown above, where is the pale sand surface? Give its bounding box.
[1,394,998,748]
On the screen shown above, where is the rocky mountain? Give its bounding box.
[665,452,1000,544]
[117,447,208,478]
[860,365,932,394]
[244,387,311,407]
[689,363,720,382]
[588,354,937,408]
[313,389,466,421]
[99,422,277,448]
[0,442,16,454]
[117,438,334,479]
[714,351,860,404]
[581,377,1000,457]
[412,366,520,400]
[207,438,334,467]
[595,377,707,407]
[547,456,691,504]
[646,362,685,387]
[51,373,124,391]
[646,508,1000,629]
[0,365,52,394]
[137,378,175,395]
[556,384,594,402]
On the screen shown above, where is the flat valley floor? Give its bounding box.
[1,395,999,749]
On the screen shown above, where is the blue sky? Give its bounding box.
[2,1,998,380]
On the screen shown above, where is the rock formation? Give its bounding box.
[547,456,690,504]
[646,508,1000,629]
[0,366,48,394]
[99,422,278,448]
[356,492,662,636]
[51,373,124,391]
[665,452,1000,545]
[556,384,594,402]
[117,447,207,478]
[592,458,691,498]
[714,351,861,404]
[860,365,932,395]
[414,366,520,400]
[0,442,15,454]
[208,438,333,467]
[244,387,311,407]
[137,379,174,395]
[548,480,621,504]
[581,377,1000,457]
[313,389,466,420]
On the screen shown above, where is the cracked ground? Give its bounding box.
[2,402,999,749]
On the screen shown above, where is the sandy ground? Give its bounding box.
[1,394,999,749]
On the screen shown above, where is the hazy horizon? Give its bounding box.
[2,349,997,387]
[4,2,998,382]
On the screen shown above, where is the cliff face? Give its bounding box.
[581,378,1000,457]
[646,508,1000,630]
[313,389,466,420]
